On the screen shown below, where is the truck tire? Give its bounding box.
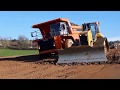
[65,39,73,48]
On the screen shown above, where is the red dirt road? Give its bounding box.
[0,49,120,79]
[0,59,120,79]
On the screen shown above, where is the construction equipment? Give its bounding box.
[31,18,109,64]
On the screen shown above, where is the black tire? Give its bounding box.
[40,53,51,59]
[51,53,58,64]
[65,39,73,48]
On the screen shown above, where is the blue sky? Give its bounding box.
[0,11,120,41]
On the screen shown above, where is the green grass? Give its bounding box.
[0,48,39,57]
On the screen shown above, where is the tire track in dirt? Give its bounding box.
[59,65,105,79]
[90,64,120,79]
[88,64,113,79]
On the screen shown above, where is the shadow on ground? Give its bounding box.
[0,54,42,62]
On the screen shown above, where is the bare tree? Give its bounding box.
[18,35,29,49]
[0,37,10,47]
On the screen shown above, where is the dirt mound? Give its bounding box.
[107,49,120,63]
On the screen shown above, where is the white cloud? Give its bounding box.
[108,36,120,41]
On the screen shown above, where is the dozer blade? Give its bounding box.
[57,46,108,64]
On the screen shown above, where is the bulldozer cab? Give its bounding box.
[82,22,100,42]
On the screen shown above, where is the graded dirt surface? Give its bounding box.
[0,60,120,79]
[0,49,120,79]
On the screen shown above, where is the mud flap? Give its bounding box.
[57,46,108,64]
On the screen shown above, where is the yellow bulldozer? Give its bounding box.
[31,18,109,64]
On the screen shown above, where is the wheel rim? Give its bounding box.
[65,39,73,48]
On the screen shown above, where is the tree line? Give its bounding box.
[0,35,37,50]
[0,35,120,49]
